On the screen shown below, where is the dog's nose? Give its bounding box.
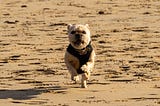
[76,34,82,39]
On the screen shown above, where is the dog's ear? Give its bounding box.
[85,24,89,28]
[67,24,72,30]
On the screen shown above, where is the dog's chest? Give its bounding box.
[67,44,93,67]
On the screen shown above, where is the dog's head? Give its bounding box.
[67,24,91,49]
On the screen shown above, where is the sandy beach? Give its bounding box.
[0,0,160,106]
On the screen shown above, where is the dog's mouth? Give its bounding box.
[74,39,84,46]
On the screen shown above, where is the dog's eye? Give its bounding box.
[82,31,86,34]
[71,31,76,34]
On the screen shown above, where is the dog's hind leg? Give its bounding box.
[81,73,89,88]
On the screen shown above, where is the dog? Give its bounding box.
[65,24,95,88]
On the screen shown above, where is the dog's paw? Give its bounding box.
[81,84,88,88]
[81,65,90,73]
[71,75,79,83]
[81,80,87,88]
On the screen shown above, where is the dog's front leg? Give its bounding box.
[81,61,94,88]
[81,51,95,88]
[81,62,93,80]
[66,62,79,82]
[65,52,79,83]
[81,51,95,79]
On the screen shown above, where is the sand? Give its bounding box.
[0,0,160,106]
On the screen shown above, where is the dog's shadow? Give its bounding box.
[0,82,111,100]
[0,86,67,100]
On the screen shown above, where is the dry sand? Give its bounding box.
[0,0,160,106]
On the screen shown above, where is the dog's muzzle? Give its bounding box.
[75,34,82,39]
[74,34,84,45]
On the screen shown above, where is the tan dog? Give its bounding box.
[65,24,95,88]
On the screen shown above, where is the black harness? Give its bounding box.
[67,42,93,74]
